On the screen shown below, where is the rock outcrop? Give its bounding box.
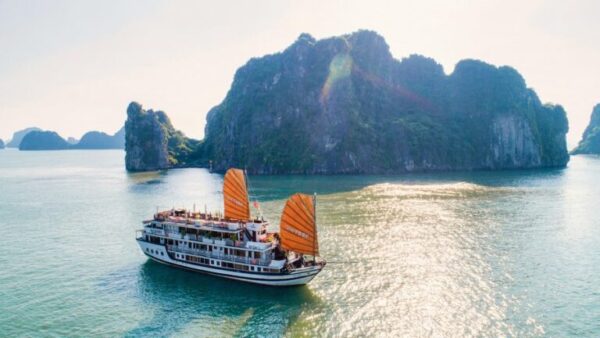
[19,131,70,150]
[73,127,124,149]
[6,127,42,148]
[125,102,198,171]
[572,104,600,155]
[198,30,569,174]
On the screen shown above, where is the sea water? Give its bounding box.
[0,149,598,337]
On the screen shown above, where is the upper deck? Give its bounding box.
[142,209,274,251]
[146,209,269,233]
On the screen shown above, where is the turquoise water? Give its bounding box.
[0,149,599,337]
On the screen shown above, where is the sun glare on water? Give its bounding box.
[285,181,543,336]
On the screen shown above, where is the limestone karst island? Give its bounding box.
[2,2,600,337]
[124,31,570,174]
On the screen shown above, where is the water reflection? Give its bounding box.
[123,261,322,337]
[4,150,599,337]
[122,166,567,206]
[121,164,571,336]
[126,171,166,186]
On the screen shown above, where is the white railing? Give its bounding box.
[154,230,274,251]
[168,245,271,266]
[146,228,165,236]
[246,241,270,250]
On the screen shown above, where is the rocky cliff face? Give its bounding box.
[572,104,600,155]
[199,30,569,174]
[125,102,197,171]
[19,131,70,150]
[489,115,541,168]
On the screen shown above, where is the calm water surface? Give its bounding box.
[0,149,598,337]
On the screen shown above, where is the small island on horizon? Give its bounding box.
[5,127,125,151]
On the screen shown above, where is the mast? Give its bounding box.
[244,168,250,219]
[313,193,317,258]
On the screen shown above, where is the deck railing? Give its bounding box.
[167,245,272,266]
[160,231,273,251]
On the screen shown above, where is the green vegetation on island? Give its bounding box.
[572,104,600,155]
[123,30,570,173]
[125,102,198,171]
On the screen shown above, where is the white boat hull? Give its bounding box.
[138,240,322,286]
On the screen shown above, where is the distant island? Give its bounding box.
[571,104,600,155]
[16,127,124,151]
[73,128,125,149]
[19,131,71,150]
[125,30,569,173]
[0,138,4,149]
[6,127,42,148]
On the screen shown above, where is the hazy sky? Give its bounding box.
[1,0,599,148]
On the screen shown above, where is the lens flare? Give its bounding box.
[320,53,353,104]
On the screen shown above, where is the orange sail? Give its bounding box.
[223,168,250,221]
[280,193,319,256]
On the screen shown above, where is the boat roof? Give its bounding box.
[165,220,243,234]
[147,211,267,233]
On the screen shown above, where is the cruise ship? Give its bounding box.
[136,168,326,286]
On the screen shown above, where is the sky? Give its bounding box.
[1,0,599,149]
